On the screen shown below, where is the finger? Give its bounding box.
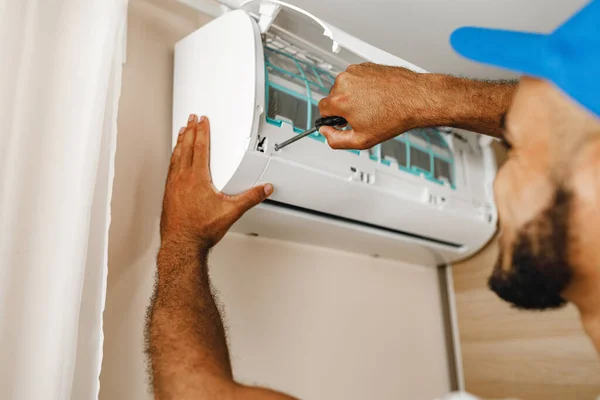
[318,95,346,118]
[345,64,357,73]
[181,114,197,168]
[169,127,186,174]
[172,127,186,156]
[319,127,358,150]
[230,184,274,216]
[177,126,186,142]
[318,97,336,117]
[192,116,211,179]
[328,81,339,96]
[187,113,196,128]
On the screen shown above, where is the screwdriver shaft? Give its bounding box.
[274,127,317,151]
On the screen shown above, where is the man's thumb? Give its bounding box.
[234,184,274,213]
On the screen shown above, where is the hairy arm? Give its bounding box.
[148,243,232,399]
[318,63,517,149]
[425,74,516,137]
[146,115,296,400]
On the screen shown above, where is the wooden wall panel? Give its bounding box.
[452,238,600,399]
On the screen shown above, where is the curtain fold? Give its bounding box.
[0,1,127,399]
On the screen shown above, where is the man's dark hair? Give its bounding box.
[489,187,573,310]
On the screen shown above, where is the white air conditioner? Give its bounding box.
[172,0,498,266]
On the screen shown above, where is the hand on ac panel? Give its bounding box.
[149,115,296,400]
[159,114,274,252]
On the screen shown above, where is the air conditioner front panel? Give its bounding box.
[231,202,454,266]
[172,10,265,192]
[255,155,493,250]
[173,5,498,264]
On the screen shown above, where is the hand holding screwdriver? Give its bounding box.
[274,116,348,151]
[318,64,435,150]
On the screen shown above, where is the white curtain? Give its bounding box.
[0,0,127,399]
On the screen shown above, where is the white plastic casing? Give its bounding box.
[173,4,498,266]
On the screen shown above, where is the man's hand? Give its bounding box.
[160,114,273,251]
[318,63,432,150]
[148,114,296,400]
[318,63,517,149]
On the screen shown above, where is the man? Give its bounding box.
[146,0,600,399]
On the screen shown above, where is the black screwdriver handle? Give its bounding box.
[273,116,348,151]
[315,116,347,129]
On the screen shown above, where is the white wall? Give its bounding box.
[99,1,452,399]
[211,236,452,400]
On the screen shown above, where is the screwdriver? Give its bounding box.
[274,116,348,151]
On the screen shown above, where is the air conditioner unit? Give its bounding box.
[172,0,498,266]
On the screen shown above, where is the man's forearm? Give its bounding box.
[147,241,234,399]
[317,64,517,149]
[151,115,294,400]
[425,74,517,137]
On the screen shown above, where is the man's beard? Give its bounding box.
[488,188,573,310]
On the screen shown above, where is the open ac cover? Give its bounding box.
[173,0,498,266]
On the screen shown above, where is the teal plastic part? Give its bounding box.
[264,46,359,153]
[379,132,456,189]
